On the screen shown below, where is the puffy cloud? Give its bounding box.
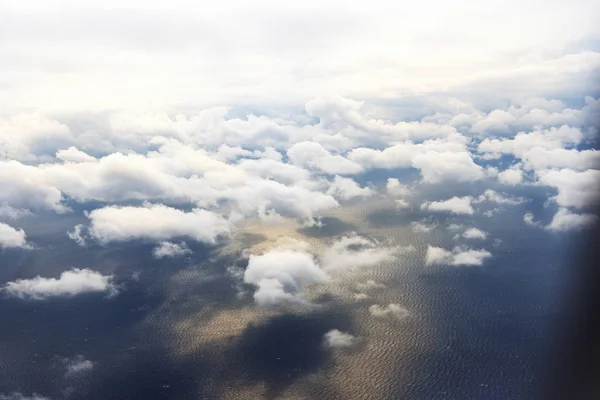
[323,329,359,348]
[56,146,97,163]
[478,125,583,156]
[537,169,600,208]
[369,304,410,320]
[87,203,230,245]
[425,246,492,266]
[64,355,94,377]
[326,176,373,200]
[0,223,30,249]
[411,151,485,183]
[474,189,525,205]
[152,241,192,258]
[287,141,363,175]
[497,165,523,185]
[243,249,329,306]
[386,178,411,198]
[546,208,598,231]
[0,203,32,220]
[320,235,404,272]
[356,280,386,291]
[411,221,436,233]
[3,268,117,300]
[421,196,474,215]
[462,228,488,240]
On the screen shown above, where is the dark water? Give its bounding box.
[0,203,580,399]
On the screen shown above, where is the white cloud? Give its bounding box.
[474,189,525,205]
[244,249,329,306]
[152,241,192,258]
[425,245,492,266]
[386,178,411,197]
[463,228,487,240]
[523,212,541,227]
[320,235,403,272]
[421,196,474,215]
[411,221,436,233]
[356,280,386,291]
[64,355,94,377]
[546,208,598,231]
[326,176,373,200]
[0,394,49,400]
[287,141,363,175]
[67,224,87,246]
[56,146,97,163]
[3,268,117,300]
[0,203,32,220]
[87,203,230,245]
[369,304,410,320]
[323,329,359,348]
[497,165,523,185]
[0,223,30,249]
[537,168,600,208]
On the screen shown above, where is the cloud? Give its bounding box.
[0,223,30,249]
[546,208,598,231]
[462,228,487,240]
[3,268,117,300]
[326,176,373,200]
[56,146,97,163]
[87,203,230,245]
[523,212,541,227]
[386,178,411,198]
[243,249,329,306]
[356,280,386,291]
[67,224,87,246]
[320,235,404,272]
[0,203,32,220]
[474,189,525,205]
[369,304,410,320]
[425,245,492,266]
[537,168,600,209]
[0,394,49,400]
[411,221,436,233]
[64,355,94,377]
[421,196,474,215]
[323,329,359,348]
[497,165,523,185]
[287,141,363,175]
[152,241,192,258]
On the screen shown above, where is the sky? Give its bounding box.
[0,1,599,399]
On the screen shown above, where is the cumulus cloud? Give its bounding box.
[497,165,523,185]
[411,221,436,233]
[425,245,492,266]
[474,189,525,205]
[287,141,363,175]
[421,196,474,215]
[356,280,386,291]
[243,249,329,306]
[64,355,94,377]
[326,176,373,200]
[369,304,410,320]
[56,146,97,163]
[87,203,230,245]
[152,241,192,258]
[323,329,359,348]
[386,178,411,198]
[0,223,30,249]
[3,268,117,300]
[537,169,600,208]
[462,228,488,240]
[546,208,598,231]
[320,235,405,272]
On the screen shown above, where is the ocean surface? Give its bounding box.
[0,197,580,399]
